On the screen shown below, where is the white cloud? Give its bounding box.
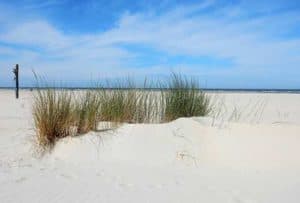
[0,21,72,49]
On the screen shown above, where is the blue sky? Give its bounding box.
[0,0,300,88]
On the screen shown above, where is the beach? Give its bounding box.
[1,90,300,202]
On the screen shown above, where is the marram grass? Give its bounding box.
[161,73,211,121]
[32,73,211,148]
[98,84,156,124]
[33,88,75,147]
[74,91,101,134]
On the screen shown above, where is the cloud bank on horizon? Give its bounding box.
[0,0,300,88]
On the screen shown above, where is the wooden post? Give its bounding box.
[13,64,19,99]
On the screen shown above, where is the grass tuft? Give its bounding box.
[97,78,160,124]
[74,91,101,134]
[98,89,143,124]
[162,73,211,121]
[33,88,75,147]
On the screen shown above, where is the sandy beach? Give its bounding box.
[1,90,300,203]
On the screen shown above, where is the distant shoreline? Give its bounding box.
[1,87,300,94]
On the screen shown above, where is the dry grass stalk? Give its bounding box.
[33,88,75,147]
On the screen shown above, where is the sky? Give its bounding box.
[0,0,300,88]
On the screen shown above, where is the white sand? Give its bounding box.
[1,90,300,203]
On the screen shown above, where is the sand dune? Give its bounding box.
[1,90,300,203]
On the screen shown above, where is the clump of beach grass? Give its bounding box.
[97,78,159,124]
[134,90,161,123]
[161,73,211,121]
[99,89,135,123]
[32,72,212,148]
[74,91,101,134]
[98,83,139,124]
[33,88,75,148]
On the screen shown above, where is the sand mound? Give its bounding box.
[51,117,300,171]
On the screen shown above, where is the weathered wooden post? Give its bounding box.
[13,64,19,99]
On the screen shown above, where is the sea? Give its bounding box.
[1,87,300,94]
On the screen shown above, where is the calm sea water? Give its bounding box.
[1,87,300,94]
